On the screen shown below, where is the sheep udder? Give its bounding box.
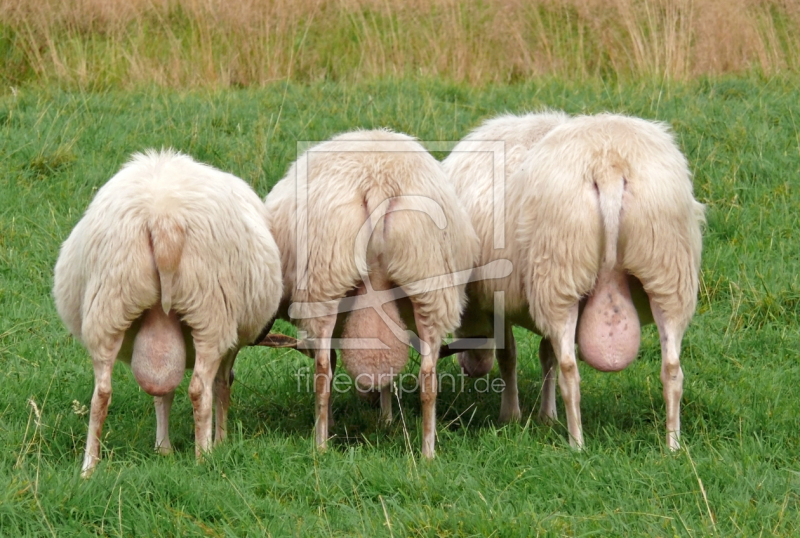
[577,269,641,372]
[341,276,409,392]
[131,308,186,396]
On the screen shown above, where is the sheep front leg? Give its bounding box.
[651,301,684,451]
[328,348,336,429]
[380,385,393,425]
[188,344,222,459]
[82,337,123,477]
[553,304,583,449]
[213,351,237,445]
[312,314,337,452]
[154,391,175,455]
[416,314,441,460]
[538,337,558,423]
[496,322,521,423]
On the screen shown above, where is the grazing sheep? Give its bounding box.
[340,270,410,424]
[442,111,570,423]
[264,129,478,458]
[53,150,282,476]
[445,113,704,450]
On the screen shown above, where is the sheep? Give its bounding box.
[53,150,283,476]
[444,113,704,450]
[264,129,478,458]
[340,269,412,424]
[441,111,571,423]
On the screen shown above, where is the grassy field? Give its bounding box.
[1,76,800,536]
[1,0,799,88]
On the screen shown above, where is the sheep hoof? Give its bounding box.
[497,407,521,424]
[380,411,393,426]
[667,433,680,451]
[156,445,173,456]
[80,467,95,479]
[537,409,557,425]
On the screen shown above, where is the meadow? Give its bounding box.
[0,0,799,535]
[0,75,798,536]
[1,0,799,88]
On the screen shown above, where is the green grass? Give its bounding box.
[2,0,800,88]
[1,76,800,536]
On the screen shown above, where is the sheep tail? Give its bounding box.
[149,217,186,314]
[593,154,626,272]
[356,188,394,277]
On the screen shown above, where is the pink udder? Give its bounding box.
[341,275,409,391]
[577,269,641,372]
[131,308,186,396]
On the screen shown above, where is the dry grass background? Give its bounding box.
[0,0,798,88]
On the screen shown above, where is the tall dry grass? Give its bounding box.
[1,0,798,88]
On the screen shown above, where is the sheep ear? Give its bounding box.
[438,342,457,359]
[254,333,300,349]
[252,332,315,359]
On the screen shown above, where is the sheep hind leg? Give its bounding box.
[496,322,520,423]
[415,313,441,460]
[538,337,558,424]
[328,348,336,429]
[81,335,124,477]
[552,304,583,449]
[380,385,392,425]
[154,391,175,455]
[213,351,236,446]
[188,343,223,460]
[311,313,337,452]
[650,300,685,451]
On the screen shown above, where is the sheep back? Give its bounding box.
[518,114,704,338]
[442,111,570,315]
[53,150,283,359]
[265,129,479,339]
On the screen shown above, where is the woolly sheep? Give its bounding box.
[441,111,570,423]
[53,150,282,476]
[444,113,704,450]
[264,129,478,458]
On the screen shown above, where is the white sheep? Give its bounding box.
[53,150,283,476]
[442,111,570,423]
[264,129,478,458]
[444,113,704,450]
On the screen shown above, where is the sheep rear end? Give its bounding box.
[131,308,186,396]
[341,269,409,391]
[148,217,186,314]
[576,166,641,372]
[577,268,641,372]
